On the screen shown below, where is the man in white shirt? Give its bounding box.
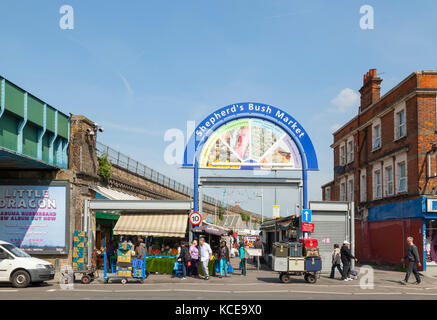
[199,237,212,280]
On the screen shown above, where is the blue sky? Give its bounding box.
[1,1,437,217]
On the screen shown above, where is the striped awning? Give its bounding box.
[113,213,188,237]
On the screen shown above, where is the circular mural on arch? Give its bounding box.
[199,118,302,170]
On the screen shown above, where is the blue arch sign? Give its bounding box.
[183,102,319,212]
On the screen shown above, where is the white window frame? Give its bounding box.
[347,137,354,163]
[360,169,367,202]
[372,119,382,151]
[325,187,331,201]
[339,143,346,166]
[385,166,394,196]
[373,163,382,200]
[340,180,346,202]
[395,152,408,194]
[394,102,406,140]
[347,177,354,202]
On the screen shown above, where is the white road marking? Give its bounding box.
[0,290,18,292]
[353,292,403,295]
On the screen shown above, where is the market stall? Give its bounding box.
[83,199,193,283]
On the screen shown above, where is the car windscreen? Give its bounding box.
[2,244,31,258]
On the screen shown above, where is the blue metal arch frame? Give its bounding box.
[183,102,319,213]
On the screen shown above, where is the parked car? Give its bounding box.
[0,240,55,288]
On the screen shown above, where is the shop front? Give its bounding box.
[423,198,437,271]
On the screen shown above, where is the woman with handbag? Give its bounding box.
[189,240,199,278]
[218,240,230,278]
[177,241,190,280]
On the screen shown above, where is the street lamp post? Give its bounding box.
[256,190,264,224]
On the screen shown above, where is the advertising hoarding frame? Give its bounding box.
[0,179,70,255]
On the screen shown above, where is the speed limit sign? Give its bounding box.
[189,212,202,226]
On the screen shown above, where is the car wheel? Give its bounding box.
[11,270,31,288]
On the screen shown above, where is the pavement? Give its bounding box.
[2,258,437,300]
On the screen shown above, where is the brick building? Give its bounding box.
[322,69,437,271]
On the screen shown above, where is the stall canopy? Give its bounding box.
[87,200,193,238]
[113,212,188,237]
[193,223,229,236]
[91,185,141,200]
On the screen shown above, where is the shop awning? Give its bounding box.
[91,185,141,200]
[113,212,188,237]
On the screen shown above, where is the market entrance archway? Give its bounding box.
[183,102,319,217]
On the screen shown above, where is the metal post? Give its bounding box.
[302,169,308,209]
[83,200,89,232]
[350,201,355,270]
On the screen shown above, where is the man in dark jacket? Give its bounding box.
[178,241,190,280]
[341,241,357,281]
[400,237,421,285]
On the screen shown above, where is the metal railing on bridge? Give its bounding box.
[96,141,224,207]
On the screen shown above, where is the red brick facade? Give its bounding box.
[323,69,437,213]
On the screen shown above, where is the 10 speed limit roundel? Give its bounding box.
[189,212,202,226]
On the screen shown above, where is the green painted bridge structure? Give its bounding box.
[0,76,69,169]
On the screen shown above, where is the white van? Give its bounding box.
[0,240,55,288]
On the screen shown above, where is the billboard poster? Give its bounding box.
[0,182,69,254]
[199,118,302,170]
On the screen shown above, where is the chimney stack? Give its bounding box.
[359,68,382,112]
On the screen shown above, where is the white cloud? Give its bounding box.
[330,123,341,132]
[330,88,359,113]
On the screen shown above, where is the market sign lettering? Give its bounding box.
[195,103,305,140]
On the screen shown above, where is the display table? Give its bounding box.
[146,256,216,276]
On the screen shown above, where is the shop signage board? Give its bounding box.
[0,181,70,254]
[246,248,262,256]
[301,222,314,233]
[189,211,202,226]
[302,209,312,223]
[426,199,437,212]
[273,205,280,219]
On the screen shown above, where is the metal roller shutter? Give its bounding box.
[311,212,348,273]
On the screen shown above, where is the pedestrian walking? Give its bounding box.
[341,240,357,281]
[253,237,262,263]
[177,241,190,280]
[137,238,145,260]
[189,240,199,278]
[330,244,343,279]
[199,237,212,280]
[400,236,422,285]
[218,240,230,278]
[239,242,246,276]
